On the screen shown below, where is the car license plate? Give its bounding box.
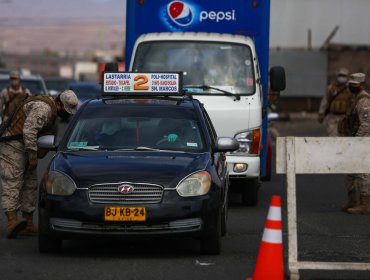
[104,207,146,221]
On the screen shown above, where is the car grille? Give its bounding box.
[88,183,163,204]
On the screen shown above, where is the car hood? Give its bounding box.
[51,151,210,189]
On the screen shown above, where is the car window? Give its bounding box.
[65,105,206,152]
[202,107,218,146]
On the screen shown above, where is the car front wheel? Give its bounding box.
[200,211,221,255]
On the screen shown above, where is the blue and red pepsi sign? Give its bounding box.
[166,1,194,27]
[126,0,270,75]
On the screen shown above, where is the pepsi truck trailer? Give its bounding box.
[125,0,285,206]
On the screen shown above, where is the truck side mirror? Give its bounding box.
[270,66,286,92]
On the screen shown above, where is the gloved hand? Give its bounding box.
[26,150,38,171]
[317,114,325,124]
[165,134,179,142]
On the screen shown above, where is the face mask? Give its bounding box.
[57,109,71,120]
[337,76,347,84]
[349,85,361,94]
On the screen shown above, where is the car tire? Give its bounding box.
[39,234,62,253]
[200,211,221,255]
[221,195,228,237]
[241,178,260,206]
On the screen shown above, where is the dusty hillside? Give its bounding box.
[0,21,124,55]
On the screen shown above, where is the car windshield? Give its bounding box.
[70,84,101,99]
[0,79,47,95]
[65,102,206,152]
[133,41,255,95]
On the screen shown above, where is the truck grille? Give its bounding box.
[88,183,164,204]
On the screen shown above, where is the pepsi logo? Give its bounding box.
[117,184,134,194]
[167,1,194,27]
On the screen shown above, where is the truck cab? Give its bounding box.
[126,1,285,205]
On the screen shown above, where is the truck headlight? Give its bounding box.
[176,171,211,197]
[45,171,77,196]
[233,128,261,155]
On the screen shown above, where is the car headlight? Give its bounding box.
[233,128,261,155]
[176,171,211,197]
[45,171,77,196]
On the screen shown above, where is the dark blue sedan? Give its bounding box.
[38,96,239,254]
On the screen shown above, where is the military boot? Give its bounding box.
[341,190,358,212]
[347,196,370,214]
[5,211,27,239]
[19,212,38,236]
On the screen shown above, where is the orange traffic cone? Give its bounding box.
[247,195,284,280]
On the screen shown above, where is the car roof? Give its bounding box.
[84,96,198,110]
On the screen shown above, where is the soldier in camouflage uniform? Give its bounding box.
[338,73,370,214]
[0,90,78,238]
[0,71,32,123]
[318,68,353,136]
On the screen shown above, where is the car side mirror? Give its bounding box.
[214,137,239,152]
[38,135,58,151]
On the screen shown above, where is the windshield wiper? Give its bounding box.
[184,85,241,100]
[112,146,185,153]
[66,146,101,151]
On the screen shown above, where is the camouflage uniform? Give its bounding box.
[344,89,370,197]
[318,82,353,136]
[0,86,31,122]
[0,99,54,212]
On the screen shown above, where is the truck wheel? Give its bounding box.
[241,178,260,206]
[39,234,62,253]
[200,212,221,255]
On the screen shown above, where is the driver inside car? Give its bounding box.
[95,120,122,147]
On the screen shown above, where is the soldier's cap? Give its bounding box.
[337,67,349,76]
[9,71,20,79]
[348,73,366,85]
[59,90,79,115]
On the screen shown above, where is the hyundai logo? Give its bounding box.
[117,184,135,194]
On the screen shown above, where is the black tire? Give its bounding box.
[261,166,272,181]
[200,211,221,255]
[39,234,62,253]
[241,178,260,206]
[221,194,228,237]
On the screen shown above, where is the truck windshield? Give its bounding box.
[132,41,255,95]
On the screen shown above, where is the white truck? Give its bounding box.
[125,1,285,205]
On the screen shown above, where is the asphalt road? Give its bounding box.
[0,117,370,280]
